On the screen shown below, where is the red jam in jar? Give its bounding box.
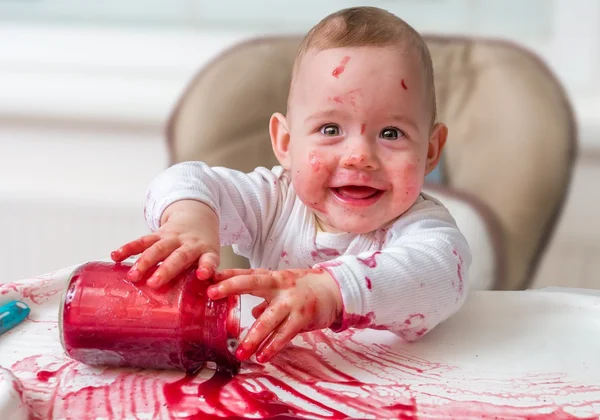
[60,261,240,373]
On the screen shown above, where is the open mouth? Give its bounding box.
[331,186,384,206]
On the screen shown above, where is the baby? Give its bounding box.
[112,6,471,364]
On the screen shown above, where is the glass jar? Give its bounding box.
[60,261,240,373]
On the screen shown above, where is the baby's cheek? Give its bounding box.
[392,164,423,203]
[292,151,334,212]
[308,149,321,172]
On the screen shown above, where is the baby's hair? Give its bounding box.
[291,6,437,125]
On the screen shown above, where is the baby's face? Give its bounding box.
[272,46,445,234]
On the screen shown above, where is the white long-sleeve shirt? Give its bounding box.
[144,162,471,339]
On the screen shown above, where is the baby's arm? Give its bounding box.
[319,199,471,339]
[144,162,283,250]
[112,162,284,286]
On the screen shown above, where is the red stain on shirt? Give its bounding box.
[331,56,351,78]
[365,276,372,290]
[404,313,425,326]
[357,251,381,268]
[318,260,343,269]
[312,248,341,260]
[453,249,465,295]
[415,328,428,337]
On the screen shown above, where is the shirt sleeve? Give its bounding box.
[317,196,472,340]
[143,161,288,258]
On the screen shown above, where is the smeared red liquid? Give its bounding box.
[37,370,58,382]
[365,276,372,290]
[357,251,382,268]
[401,79,408,90]
[331,56,351,78]
[10,327,600,419]
[0,280,61,304]
[61,262,240,373]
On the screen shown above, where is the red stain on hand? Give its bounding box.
[357,251,382,268]
[341,311,377,329]
[331,56,351,78]
[365,276,372,290]
[283,269,325,288]
[401,79,408,90]
[360,123,366,134]
[332,96,343,103]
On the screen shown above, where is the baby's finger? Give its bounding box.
[208,274,277,299]
[214,268,270,282]
[251,301,269,319]
[147,245,199,288]
[111,235,160,262]
[129,237,179,282]
[235,304,289,361]
[255,315,303,364]
[196,251,220,281]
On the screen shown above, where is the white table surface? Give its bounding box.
[1,265,599,419]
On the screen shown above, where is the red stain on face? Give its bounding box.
[331,56,351,78]
[389,164,421,208]
[360,123,366,134]
[401,79,408,90]
[308,149,321,173]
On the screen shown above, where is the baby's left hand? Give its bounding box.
[208,268,342,363]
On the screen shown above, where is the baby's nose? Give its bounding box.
[341,146,379,170]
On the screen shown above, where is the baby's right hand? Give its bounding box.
[110,200,220,288]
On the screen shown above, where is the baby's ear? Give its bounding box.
[270,112,292,170]
[425,122,448,175]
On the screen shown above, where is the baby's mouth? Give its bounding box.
[331,186,384,206]
[333,186,381,199]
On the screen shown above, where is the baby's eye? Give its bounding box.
[320,124,341,136]
[380,127,404,140]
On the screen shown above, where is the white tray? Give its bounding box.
[1,268,599,419]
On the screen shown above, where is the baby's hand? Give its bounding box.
[208,268,342,363]
[110,200,220,288]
